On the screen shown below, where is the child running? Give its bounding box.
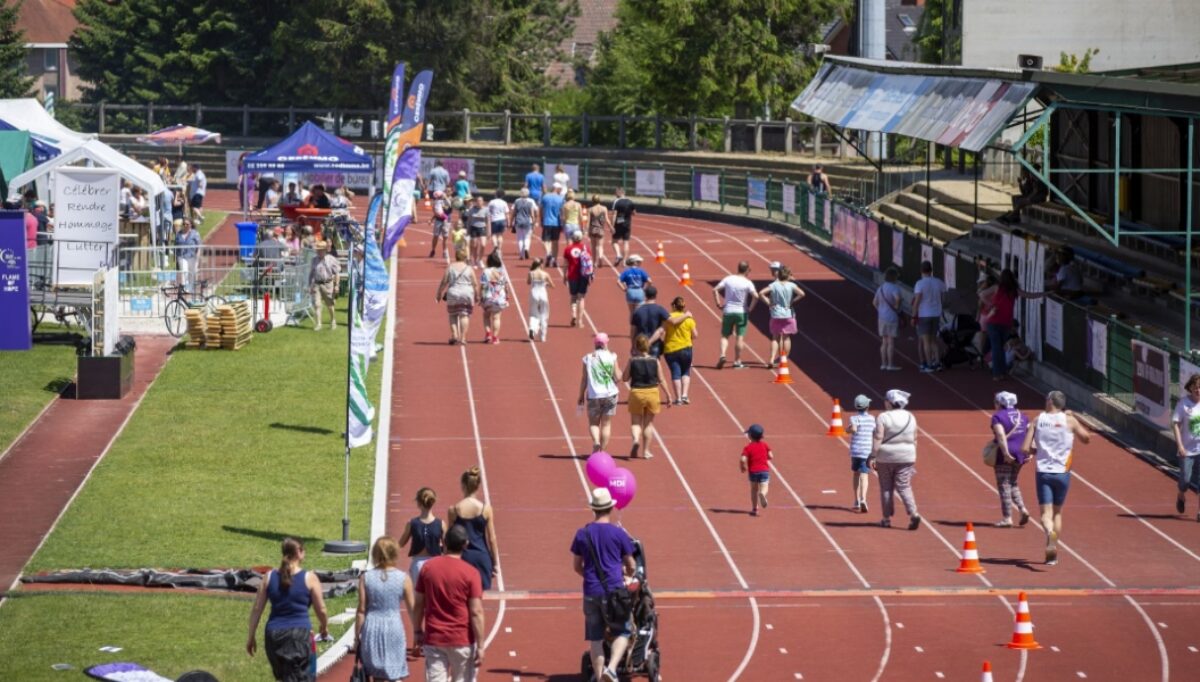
[846,395,874,513]
[397,487,443,581]
[739,423,773,516]
[527,258,554,342]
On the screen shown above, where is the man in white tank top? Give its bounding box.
[1022,390,1091,566]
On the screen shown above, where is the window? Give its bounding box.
[43,48,59,72]
[898,14,915,28]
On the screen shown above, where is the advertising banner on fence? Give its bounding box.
[1181,358,1200,399]
[747,178,767,209]
[552,163,581,191]
[695,174,720,203]
[1087,319,1107,376]
[807,189,816,226]
[53,167,120,286]
[892,229,903,266]
[920,243,933,268]
[1131,340,1171,427]
[944,252,956,289]
[419,157,475,184]
[831,206,880,268]
[0,210,31,351]
[781,183,796,215]
[1044,299,1064,351]
[635,168,665,197]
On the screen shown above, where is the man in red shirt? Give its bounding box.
[561,230,593,328]
[739,423,774,516]
[414,525,486,681]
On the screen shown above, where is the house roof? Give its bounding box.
[17,0,77,46]
[549,0,620,85]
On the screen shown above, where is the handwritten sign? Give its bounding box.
[53,168,120,285]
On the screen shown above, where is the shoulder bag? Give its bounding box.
[983,419,1020,467]
[348,646,366,682]
[584,524,632,630]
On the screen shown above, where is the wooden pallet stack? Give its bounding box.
[215,301,253,350]
[184,309,208,349]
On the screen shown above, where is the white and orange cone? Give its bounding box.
[679,261,693,286]
[1006,591,1041,649]
[981,661,994,682]
[826,399,847,437]
[655,241,666,264]
[956,522,986,573]
[773,356,795,384]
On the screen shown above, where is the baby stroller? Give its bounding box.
[581,539,662,681]
[939,313,983,369]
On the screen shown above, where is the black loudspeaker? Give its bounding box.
[1018,54,1043,70]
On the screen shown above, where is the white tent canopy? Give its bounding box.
[0,98,95,149]
[11,139,171,245]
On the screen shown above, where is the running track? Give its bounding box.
[357,213,1200,681]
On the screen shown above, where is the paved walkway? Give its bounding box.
[0,335,176,600]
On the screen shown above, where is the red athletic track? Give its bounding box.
[323,212,1200,681]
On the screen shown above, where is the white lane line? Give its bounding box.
[505,627,512,633]
[914,646,924,653]
[1158,622,1168,628]
[1051,646,1061,652]
[1188,645,1198,653]
[675,216,1200,567]
[457,343,508,648]
[821,489,837,494]
[505,267,761,682]
[618,256,892,682]
[637,224,1030,680]
[765,623,774,630]
[780,647,789,654]
[1077,672,1088,679]
[508,651,517,657]
[935,673,945,679]
[895,622,905,629]
[794,674,804,680]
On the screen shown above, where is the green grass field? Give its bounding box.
[0,341,79,455]
[199,210,230,240]
[26,295,379,572]
[0,591,357,681]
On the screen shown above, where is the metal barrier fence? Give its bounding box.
[113,244,318,332]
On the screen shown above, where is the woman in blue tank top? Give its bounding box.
[247,538,330,681]
[398,486,444,581]
[448,466,499,589]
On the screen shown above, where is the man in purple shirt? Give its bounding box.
[571,488,636,682]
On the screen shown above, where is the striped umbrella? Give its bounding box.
[136,124,222,156]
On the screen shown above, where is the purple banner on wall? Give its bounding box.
[0,210,31,351]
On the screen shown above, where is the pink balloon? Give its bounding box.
[607,467,638,509]
[586,451,616,487]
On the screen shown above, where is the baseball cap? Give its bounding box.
[593,332,609,347]
[768,261,782,270]
[854,394,871,410]
[745,423,764,439]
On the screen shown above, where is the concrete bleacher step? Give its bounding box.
[875,201,966,245]
[894,191,978,234]
[912,180,1012,222]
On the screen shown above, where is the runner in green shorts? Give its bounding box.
[713,261,759,369]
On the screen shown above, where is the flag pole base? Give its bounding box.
[323,540,367,554]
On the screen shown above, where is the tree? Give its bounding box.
[0,0,34,98]
[1055,48,1099,74]
[583,0,847,124]
[913,0,960,65]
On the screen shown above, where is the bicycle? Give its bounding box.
[161,279,227,337]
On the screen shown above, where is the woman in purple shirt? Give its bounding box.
[991,391,1032,527]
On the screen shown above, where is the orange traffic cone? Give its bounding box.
[679,261,693,286]
[826,399,847,437]
[773,356,795,384]
[655,241,666,264]
[980,662,994,682]
[1006,592,1041,649]
[955,522,985,573]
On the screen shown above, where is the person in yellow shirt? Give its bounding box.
[562,190,583,235]
[661,296,698,405]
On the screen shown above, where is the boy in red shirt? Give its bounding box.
[739,423,773,516]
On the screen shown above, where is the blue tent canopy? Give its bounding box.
[0,117,61,163]
[242,121,373,173]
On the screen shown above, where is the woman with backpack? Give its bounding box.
[562,230,595,328]
[480,251,509,344]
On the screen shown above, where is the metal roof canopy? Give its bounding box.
[791,57,1038,153]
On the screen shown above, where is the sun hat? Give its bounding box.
[594,332,609,347]
[995,391,1018,408]
[854,394,871,410]
[458,170,467,177]
[884,389,910,408]
[768,261,782,270]
[745,423,764,439]
[627,254,644,263]
[589,487,616,511]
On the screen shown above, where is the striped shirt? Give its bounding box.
[849,413,875,458]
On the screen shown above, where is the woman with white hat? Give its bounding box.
[989,391,1031,528]
[870,389,921,529]
[571,488,636,682]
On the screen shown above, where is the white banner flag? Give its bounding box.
[635,168,665,197]
[944,252,957,289]
[892,230,903,266]
[920,243,933,268]
[1044,299,1064,351]
[1088,319,1107,376]
[781,183,796,215]
[698,174,720,203]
